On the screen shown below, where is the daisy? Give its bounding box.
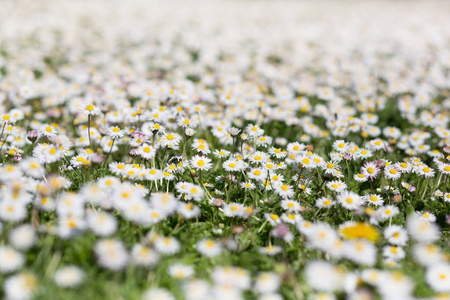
[39,124,58,138]
[337,191,362,210]
[248,151,270,164]
[184,183,204,202]
[322,161,340,175]
[353,173,368,182]
[378,205,400,221]
[109,161,127,175]
[274,183,295,198]
[154,236,181,255]
[444,192,450,203]
[150,192,178,215]
[223,203,245,217]
[326,180,347,193]
[361,161,381,180]
[413,244,443,267]
[332,140,349,153]
[190,155,212,171]
[137,143,156,160]
[177,115,197,128]
[178,202,201,219]
[384,225,408,246]
[191,142,210,155]
[1,113,17,124]
[437,162,450,175]
[307,223,339,252]
[87,212,117,237]
[417,165,435,178]
[168,263,195,280]
[3,273,38,300]
[384,165,401,180]
[344,240,377,266]
[287,142,306,154]
[354,148,373,159]
[259,245,282,256]
[245,123,264,137]
[160,132,181,148]
[416,211,436,223]
[367,139,387,150]
[281,213,302,225]
[107,126,125,139]
[281,199,302,212]
[196,239,222,257]
[263,161,278,171]
[82,104,101,116]
[269,147,287,158]
[0,246,25,273]
[0,201,27,223]
[240,181,256,191]
[142,288,175,300]
[407,215,440,243]
[254,272,280,294]
[94,239,129,270]
[425,264,450,292]
[131,244,159,267]
[223,159,246,172]
[383,246,406,261]
[247,168,267,181]
[54,266,85,288]
[304,261,343,292]
[9,224,37,251]
[315,197,336,208]
[265,213,282,226]
[297,155,316,169]
[213,149,230,158]
[362,194,384,206]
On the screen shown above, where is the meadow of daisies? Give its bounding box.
[0,1,450,299]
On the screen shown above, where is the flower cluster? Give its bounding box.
[0,1,449,300]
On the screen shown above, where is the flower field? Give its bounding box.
[0,1,450,299]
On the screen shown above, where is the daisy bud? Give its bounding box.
[212,228,223,235]
[224,238,238,251]
[131,131,144,139]
[446,215,450,225]
[444,144,450,154]
[185,127,196,137]
[91,154,104,164]
[306,144,314,151]
[211,198,223,207]
[392,194,402,203]
[376,160,386,168]
[408,186,416,193]
[129,148,139,157]
[343,153,353,161]
[13,154,22,162]
[228,127,241,137]
[232,225,244,235]
[273,224,289,238]
[27,130,38,143]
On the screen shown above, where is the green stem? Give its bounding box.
[87,114,93,150]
